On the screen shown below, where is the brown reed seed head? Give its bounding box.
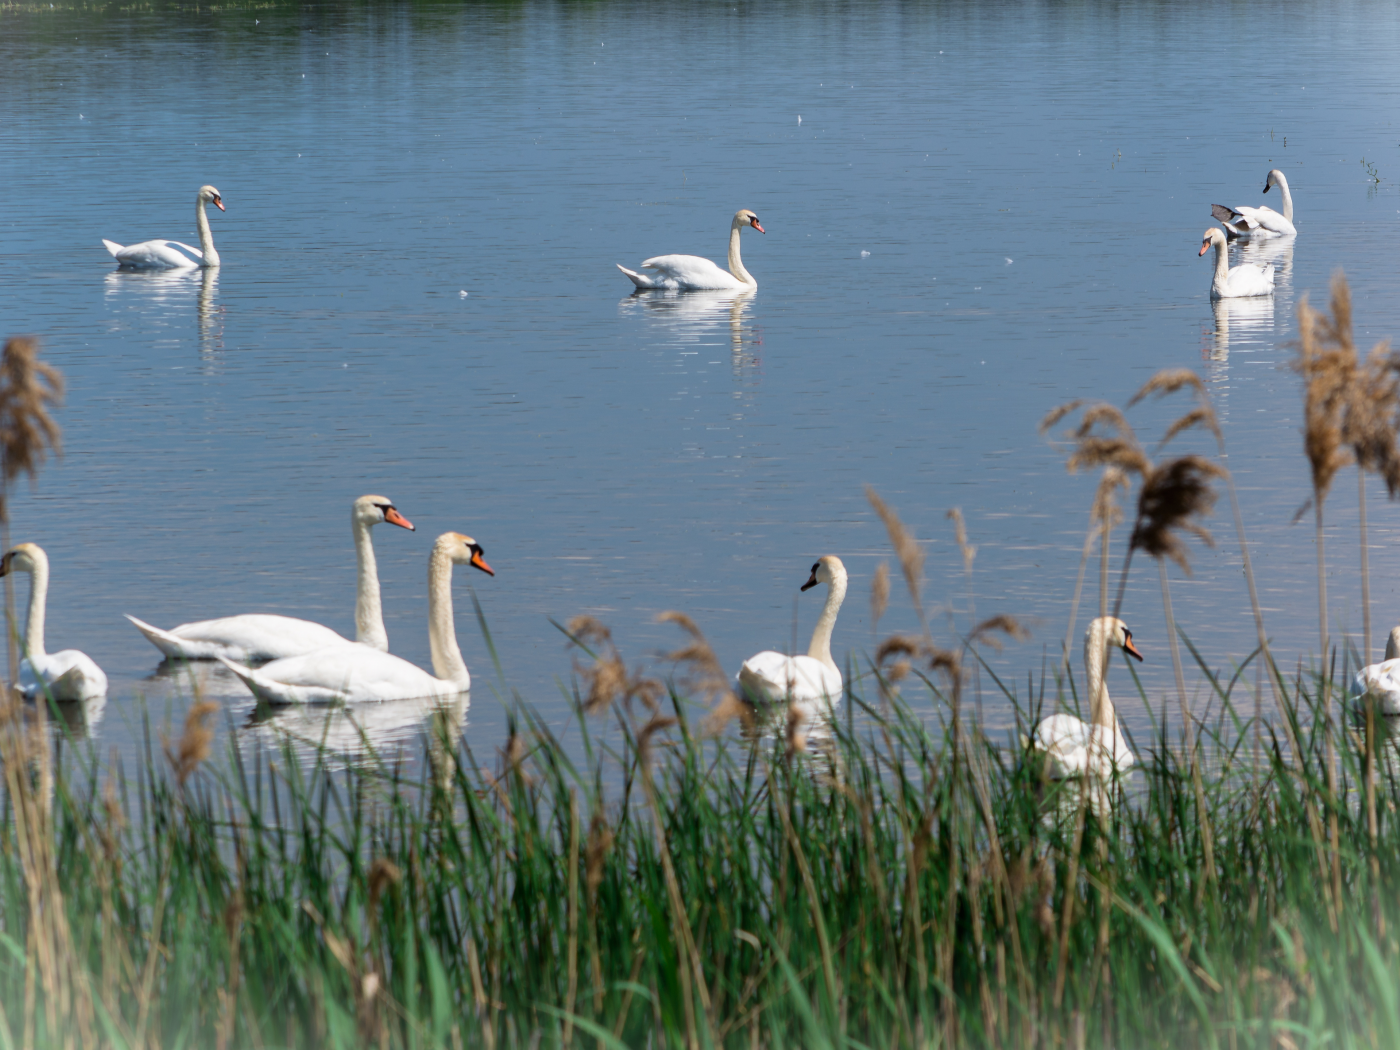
[165,699,218,788]
[870,561,890,630]
[1292,289,1356,500]
[969,614,1030,651]
[1129,455,1225,574]
[367,857,402,912]
[1129,368,1222,447]
[865,486,924,610]
[1044,400,1150,479]
[565,614,612,650]
[0,337,63,512]
[947,507,976,572]
[1345,341,1400,493]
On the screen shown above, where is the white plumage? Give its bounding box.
[737,556,847,715]
[128,495,415,663]
[1352,626,1400,714]
[1210,169,1297,240]
[0,543,107,702]
[104,185,224,269]
[1028,617,1141,779]
[1199,227,1274,300]
[619,209,764,291]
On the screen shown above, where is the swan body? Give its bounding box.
[1028,617,1141,779]
[619,209,764,291]
[1351,626,1400,714]
[738,556,846,712]
[1211,170,1296,240]
[0,544,107,702]
[1200,227,1274,299]
[220,532,493,705]
[127,495,414,663]
[104,185,224,269]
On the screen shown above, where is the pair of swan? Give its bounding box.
[1028,617,1140,779]
[0,543,108,702]
[738,556,847,711]
[128,494,415,662]
[1211,170,1297,240]
[103,185,224,269]
[619,209,764,291]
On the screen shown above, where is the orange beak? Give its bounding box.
[383,507,414,531]
[1123,636,1144,662]
[213,198,225,212]
[470,550,494,576]
[752,220,765,233]
[1199,242,1210,256]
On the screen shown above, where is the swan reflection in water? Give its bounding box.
[1234,234,1295,288]
[104,266,223,355]
[242,692,470,772]
[43,693,107,743]
[620,288,757,366]
[1208,295,1276,363]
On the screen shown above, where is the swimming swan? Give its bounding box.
[1211,170,1296,240]
[618,209,764,291]
[220,532,493,704]
[103,185,225,269]
[737,556,846,711]
[1200,227,1274,300]
[1351,625,1400,714]
[126,495,415,663]
[0,543,107,701]
[1028,617,1140,779]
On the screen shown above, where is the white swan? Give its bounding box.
[618,209,764,291]
[126,495,415,663]
[1028,617,1140,779]
[1211,170,1297,240]
[219,532,493,704]
[737,556,846,711]
[103,185,225,269]
[1351,626,1400,714]
[0,544,107,702]
[1200,228,1274,300]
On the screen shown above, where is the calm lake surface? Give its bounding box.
[3,0,1400,772]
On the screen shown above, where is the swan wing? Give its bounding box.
[1354,659,1400,714]
[127,613,351,663]
[738,651,841,704]
[1221,263,1274,298]
[106,238,204,270]
[1030,715,1135,777]
[1223,205,1295,239]
[221,645,455,705]
[635,254,747,291]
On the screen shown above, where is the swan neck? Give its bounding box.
[1386,627,1400,661]
[1084,621,1116,728]
[727,218,755,286]
[19,555,47,660]
[426,547,468,685]
[1212,237,1230,285]
[196,197,219,268]
[353,516,387,651]
[1277,178,1294,223]
[806,571,847,673]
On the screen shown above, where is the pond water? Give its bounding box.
[2,0,1400,773]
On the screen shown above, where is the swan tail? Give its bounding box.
[125,614,204,660]
[217,656,342,705]
[617,264,653,288]
[102,239,125,258]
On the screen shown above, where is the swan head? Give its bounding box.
[1264,169,1286,194]
[434,532,494,576]
[353,494,414,531]
[734,209,765,234]
[1199,227,1226,256]
[0,543,45,578]
[198,185,225,212]
[800,555,846,592]
[1088,616,1143,662]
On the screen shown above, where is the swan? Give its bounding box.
[126,495,415,663]
[219,532,493,704]
[618,209,764,291]
[1028,617,1140,779]
[1211,170,1297,240]
[1200,227,1274,300]
[0,544,107,702]
[737,556,846,711]
[103,185,225,269]
[1351,626,1400,714]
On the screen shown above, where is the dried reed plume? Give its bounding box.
[865,486,926,629]
[566,615,631,716]
[0,337,63,518]
[657,610,744,732]
[1128,456,1224,576]
[165,700,218,790]
[870,561,890,638]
